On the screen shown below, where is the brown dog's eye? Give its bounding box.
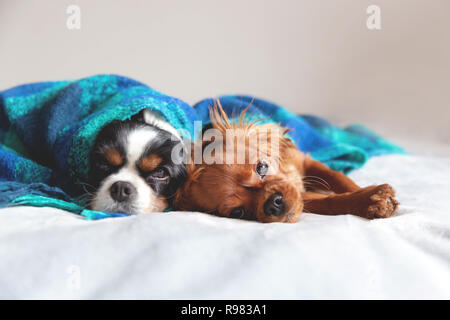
[256,161,268,178]
[229,207,246,219]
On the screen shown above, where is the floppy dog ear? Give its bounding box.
[173,161,204,211]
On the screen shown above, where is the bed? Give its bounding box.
[0,151,449,299]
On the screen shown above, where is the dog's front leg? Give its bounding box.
[302,184,398,219]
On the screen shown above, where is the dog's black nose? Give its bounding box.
[264,193,285,216]
[109,181,136,202]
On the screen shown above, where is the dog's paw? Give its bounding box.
[364,184,399,219]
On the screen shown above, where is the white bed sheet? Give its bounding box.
[0,153,450,299]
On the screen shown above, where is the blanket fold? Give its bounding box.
[0,75,404,219]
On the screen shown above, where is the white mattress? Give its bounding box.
[1,153,450,299]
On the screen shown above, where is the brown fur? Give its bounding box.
[104,148,123,166]
[174,101,399,223]
[138,154,163,172]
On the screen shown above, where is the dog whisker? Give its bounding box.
[303,175,330,188]
[302,176,331,190]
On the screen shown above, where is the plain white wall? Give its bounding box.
[1,0,449,148]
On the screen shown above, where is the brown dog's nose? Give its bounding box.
[110,181,136,202]
[264,193,285,216]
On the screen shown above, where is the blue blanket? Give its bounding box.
[0,75,197,219]
[0,75,404,219]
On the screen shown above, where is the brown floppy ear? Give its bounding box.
[173,161,204,211]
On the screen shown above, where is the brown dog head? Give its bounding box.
[174,101,305,223]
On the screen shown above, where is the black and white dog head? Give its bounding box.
[89,110,186,214]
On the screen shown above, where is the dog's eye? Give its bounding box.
[256,161,269,178]
[148,167,169,181]
[229,207,246,219]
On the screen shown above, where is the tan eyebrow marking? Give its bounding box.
[104,148,123,166]
[138,154,163,172]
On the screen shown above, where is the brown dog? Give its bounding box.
[174,102,398,223]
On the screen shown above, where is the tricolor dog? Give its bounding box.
[89,110,186,214]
